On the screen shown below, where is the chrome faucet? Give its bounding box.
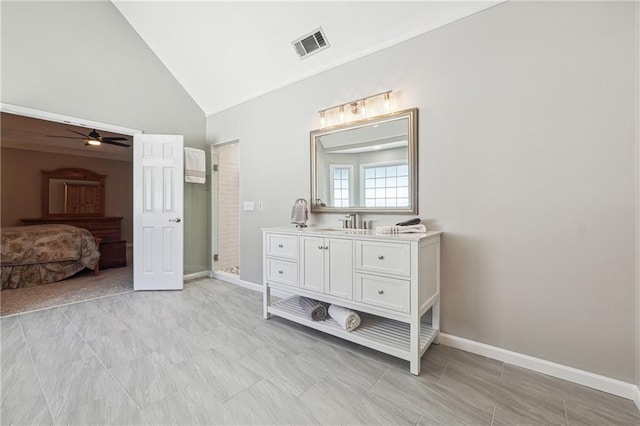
[344,213,359,229]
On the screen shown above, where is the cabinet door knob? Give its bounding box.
[324,246,329,250]
[278,270,283,274]
[378,290,384,295]
[278,244,283,248]
[378,255,384,260]
[318,245,323,250]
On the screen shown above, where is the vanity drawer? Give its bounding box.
[355,240,410,277]
[266,233,298,260]
[266,259,298,287]
[354,273,410,313]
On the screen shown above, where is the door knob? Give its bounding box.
[169,218,182,223]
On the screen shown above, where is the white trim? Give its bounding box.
[1,103,143,135]
[183,271,210,281]
[634,386,640,411]
[210,139,239,149]
[440,333,638,401]
[211,273,287,298]
[212,271,261,292]
[204,0,506,116]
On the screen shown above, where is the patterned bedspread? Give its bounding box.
[1,224,100,290]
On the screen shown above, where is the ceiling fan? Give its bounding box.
[47,129,131,147]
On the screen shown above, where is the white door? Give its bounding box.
[133,134,184,290]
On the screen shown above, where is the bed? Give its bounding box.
[1,224,100,290]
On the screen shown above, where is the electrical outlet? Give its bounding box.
[243,201,254,211]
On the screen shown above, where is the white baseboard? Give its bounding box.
[211,271,262,292]
[183,270,210,280]
[440,333,638,402]
[634,386,640,411]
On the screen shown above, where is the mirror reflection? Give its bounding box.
[311,108,417,213]
[48,179,101,215]
[42,168,106,218]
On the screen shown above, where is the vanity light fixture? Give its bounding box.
[318,90,393,128]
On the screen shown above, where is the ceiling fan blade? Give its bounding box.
[101,140,131,148]
[102,137,129,142]
[67,129,90,138]
[46,135,85,139]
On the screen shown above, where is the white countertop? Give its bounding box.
[262,225,441,242]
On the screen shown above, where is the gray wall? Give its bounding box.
[207,1,638,382]
[1,0,209,272]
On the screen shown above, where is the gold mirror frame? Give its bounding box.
[310,108,418,214]
[42,168,106,218]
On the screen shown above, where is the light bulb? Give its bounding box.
[87,140,101,146]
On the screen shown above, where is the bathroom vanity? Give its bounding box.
[262,226,441,375]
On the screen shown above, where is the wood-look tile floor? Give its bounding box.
[1,278,638,425]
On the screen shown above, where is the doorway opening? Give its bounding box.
[211,141,240,279]
[0,103,140,315]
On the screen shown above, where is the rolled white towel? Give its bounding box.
[328,304,361,332]
[375,224,427,234]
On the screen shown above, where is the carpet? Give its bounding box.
[0,265,133,317]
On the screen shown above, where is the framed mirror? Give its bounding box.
[42,168,106,218]
[311,108,418,213]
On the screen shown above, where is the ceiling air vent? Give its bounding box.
[292,27,329,60]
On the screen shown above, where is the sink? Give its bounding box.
[314,227,369,233]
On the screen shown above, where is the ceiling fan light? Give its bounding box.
[87,139,101,146]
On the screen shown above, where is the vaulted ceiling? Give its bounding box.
[2,1,499,160]
[113,1,499,116]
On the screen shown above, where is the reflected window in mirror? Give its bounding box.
[330,165,353,207]
[311,108,417,214]
[362,162,409,207]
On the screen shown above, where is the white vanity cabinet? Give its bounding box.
[262,226,442,375]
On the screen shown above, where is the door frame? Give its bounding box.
[209,139,241,285]
[1,103,142,136]
[1,103,142,275]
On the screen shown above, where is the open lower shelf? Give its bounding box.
[268,296,438,361]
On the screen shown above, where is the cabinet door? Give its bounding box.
[325,238,353,299]
[299,236,325,293]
